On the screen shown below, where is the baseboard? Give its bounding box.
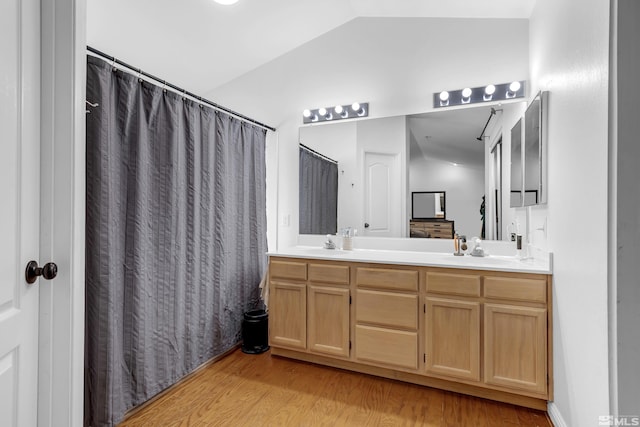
[548,402,568,427]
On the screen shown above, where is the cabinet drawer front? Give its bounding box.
[428,230,453,239]
[270,260,307,281]
[484,276,547,303]
[308,263,350,285]
[426,272,481,297]
[356,290,418,329]
[356,268,418,291]
[355,325,418,370]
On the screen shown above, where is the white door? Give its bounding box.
[0,0,42,426]
[363,152,401,237]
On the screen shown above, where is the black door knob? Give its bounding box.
[25,260,58,284]
[364,222,370,228]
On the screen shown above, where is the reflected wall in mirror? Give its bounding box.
[510,118,523,207]
[412,191,445,219]
[299,103,524,241]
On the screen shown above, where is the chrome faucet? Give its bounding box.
[324,234,336,250]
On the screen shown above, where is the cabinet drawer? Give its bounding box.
[356,290,418,329]
[356,268,418,292]
[426,272,481,297]
[427,229,453,239]
[355,325,418,370]
[270,260,307,281]
[308,263,350,285]
[484,276,547,303]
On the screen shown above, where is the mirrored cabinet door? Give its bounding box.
[510,118,523,208]
[524,93,542,206]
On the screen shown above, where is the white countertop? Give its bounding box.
[268,246,552,274]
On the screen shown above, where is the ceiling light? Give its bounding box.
[303,109,311,118]
[318,107,327,116]
[351,102,360,112]
[439,91,449,102]
[334,105,343,114]
[213,0,239,5]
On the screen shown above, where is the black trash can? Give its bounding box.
[241,309,269,354]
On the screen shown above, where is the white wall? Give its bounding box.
[209,17,529,248]
[529,0,611,425]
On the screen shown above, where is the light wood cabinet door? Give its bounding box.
[308,285,350,358]
[484,303,547,395]
[425,297,480,381]
[269,281,307,350]
[355,325,418,370]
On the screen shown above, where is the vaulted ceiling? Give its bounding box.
[86,0,535,95]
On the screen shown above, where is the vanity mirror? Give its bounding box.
[298,102,525,241]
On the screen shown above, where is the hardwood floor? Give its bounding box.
[119,349,552,427]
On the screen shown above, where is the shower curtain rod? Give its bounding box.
[87,46,276,132]
[300,144,338,164]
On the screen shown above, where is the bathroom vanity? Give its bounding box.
[267,247,552,410]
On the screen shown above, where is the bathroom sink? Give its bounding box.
[293,248,349,256]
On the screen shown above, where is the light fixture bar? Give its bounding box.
[433,81,525,108]
[302,102,369,124]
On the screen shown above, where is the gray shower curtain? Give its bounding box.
[299,147,338,234]
[84,55,267,427]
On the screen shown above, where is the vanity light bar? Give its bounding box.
[434,81,525,108]
[302,102,369,124]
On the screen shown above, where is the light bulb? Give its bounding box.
[303,109,311,118]
[439,91,450,102]
[334,105,344,114]
[351,102,360,112]
[462,87,472,98]
[318,107,327,116]
[484,84,496,95]
[509,81,521,92]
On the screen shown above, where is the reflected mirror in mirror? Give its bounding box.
[412,191,445,219]
[510,118,523,207]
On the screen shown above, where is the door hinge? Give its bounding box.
[349,295,352,304]
[349,341,352,350]
[423,303,426,313]
[424,354,426,363]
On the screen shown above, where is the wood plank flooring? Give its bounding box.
[119,349,552,427]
